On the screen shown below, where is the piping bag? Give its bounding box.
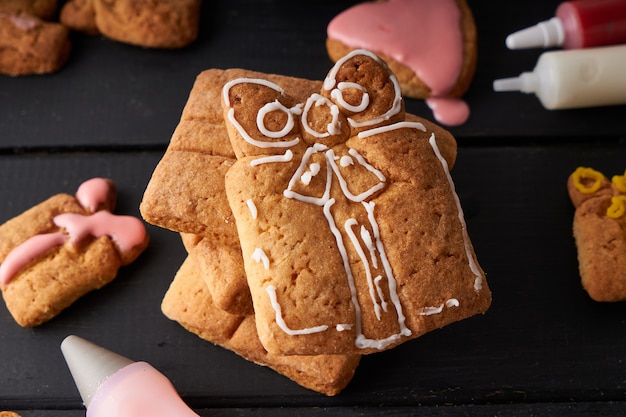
[493,44,626,110]
[506,0,626,50]
[61,335,200,417]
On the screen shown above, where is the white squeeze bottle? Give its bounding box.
[493,44,626,110]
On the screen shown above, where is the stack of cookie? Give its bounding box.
[140,50,491,395]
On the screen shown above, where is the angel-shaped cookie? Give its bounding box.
[222,50,490,355]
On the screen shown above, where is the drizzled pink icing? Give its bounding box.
[88,362,200,417]
[54,211,147,252]
[0,179,146,289]
[0,233,67,289]
[425,97,470,127]
[327,0,469,125]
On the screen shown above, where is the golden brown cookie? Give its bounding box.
[161,253,360,396]
[0,178,149,327]
[93,0,201,48]
[568,167,626,301]
[221,50,489,355]
[0,11,71,76]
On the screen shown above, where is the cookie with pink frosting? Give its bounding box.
[326,0,477,126]
[0,178,149,327]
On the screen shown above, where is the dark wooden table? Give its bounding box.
[2,1,626,415]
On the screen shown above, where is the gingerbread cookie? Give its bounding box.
[0,178,149,327]
[60,0,201,48]
[0,0,58,20]
[0,11,71,76]
[568,167,626,301]
[161,252,360,396]
[326,0,477,126]
[222,49,490,355]
[142,51,487,390]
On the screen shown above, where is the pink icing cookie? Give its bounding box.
[326,0,477,126]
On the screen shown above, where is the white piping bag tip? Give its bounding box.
[61,335,134,408]
[505,17,565,49]
[493,77,522,92]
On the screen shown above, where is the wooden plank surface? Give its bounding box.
[1,0,626,415]
[0,0,624,150]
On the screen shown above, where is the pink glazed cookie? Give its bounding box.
[0,178,149,327]
[326,0,477,126]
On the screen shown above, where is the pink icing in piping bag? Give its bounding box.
[61,335,200,417]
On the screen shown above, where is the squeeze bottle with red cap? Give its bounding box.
[493,44,626,109]
[61,335,200,417]
[506,0,626,49]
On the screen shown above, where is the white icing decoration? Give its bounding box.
[326,148,386,202]
[362,201,410,338]
[360,225,377,269]
[420,305,444,316]
[419,298,460,316]
[222,77,285,106]
[228,108,300,149]
[323,49,402,128]
[284,145,332,206]
[300,162,321,185]
[428,133,484,290]
[336,324,352,331]
[340,155,354,167]
[266,286,329,335]
[246,199,258,219]
[345,218,382,320]
[358,121,427,139]
[331,82,369,113]
[250,149,293,166]
[256,100,300,138]
[446,298,460,308]
[373,275,388,312]
[223,78,300,149]
[302,94,342,138]
[252,248,270,270]
[324,198,410,350]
